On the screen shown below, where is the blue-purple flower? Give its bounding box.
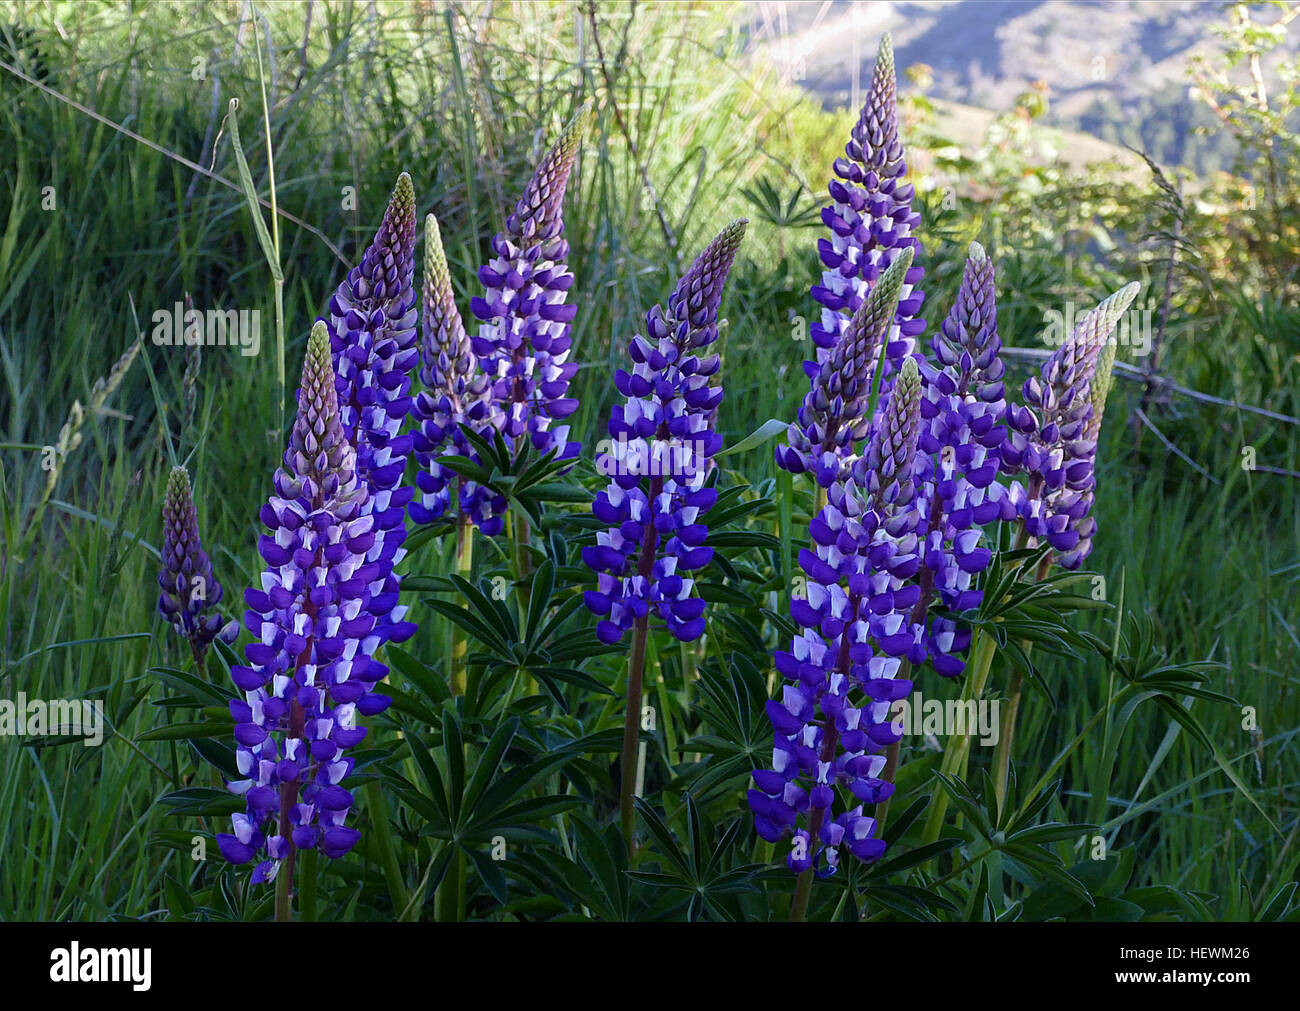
[776,247,913,485]
[751,358,926,876]
[808,34,925,375]
[470,105,592,473]
[583,219,748,644]
[157,466,237,661]
[911,242,1009,675]
[325,172,419,642]
[408,212,502,531]
[1002,283,1140,569]
[219,323,402,880]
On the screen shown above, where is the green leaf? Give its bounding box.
[714,418,787,459]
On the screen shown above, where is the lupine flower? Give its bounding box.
[157,466,237,661]
[219,323,403,880]
[1084,338,1118,445]
[1066,337,1122,567]
[1003,283,1140,569]
[583,220,748,644]
[911,242,1008,676]
[808,34,925,374]
[325,172,419,644]
[775,247,912,486]
[470,105,593,477]
[409,213,503,531]
[751,359,925,876]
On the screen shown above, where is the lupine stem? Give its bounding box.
[621,614,650,857]
[451,513,473,696]
[991,517,1041,809]
[510,511,532,625]
[992,667,1025,810]
[274,852,295,922]
[920,627,997,846]
[619,452,665,856]
[369,781,410,918]
[300,847,318,922]
[777,468,794,610]
[436,850,466,923]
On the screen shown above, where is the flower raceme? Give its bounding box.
[219,323,405,880]
[911,242,1009,676]
[1003,282,1141,569]
[408,212,500,530]
[325,172,419,644]
[779,33,925,487]
[809,34,925,376]
[157,466,237,662]
[751,358,925,876]
[583,219,748,645]
[470,104,593,471]
[776,247,913,486]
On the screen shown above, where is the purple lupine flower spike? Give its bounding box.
[409,213,501,529]
[471,103,594,476]
[325,172,419,645]
[220,323,396,880]
[158,466,238,662]
[583,219,748,644]
[912,242,1008,676]
[1003,282,1139,569]
[811,34,925,373]
[1084,339,1118,445]
[1069,338,1121,565]
[752,359,925,876]
[776,246,913,486]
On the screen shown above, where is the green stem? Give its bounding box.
[511,511,532,619]
[921,627,997,846]
[435,848,466,923]
[621,614,649,857]
[274,845,296,922]
[369,781,410,919]
[790,866,814,922]
[299,847,317,922]
[991,531,1045,811]
[776,468,794,611]
[451,514,473,696]
[991,667,1023,811]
